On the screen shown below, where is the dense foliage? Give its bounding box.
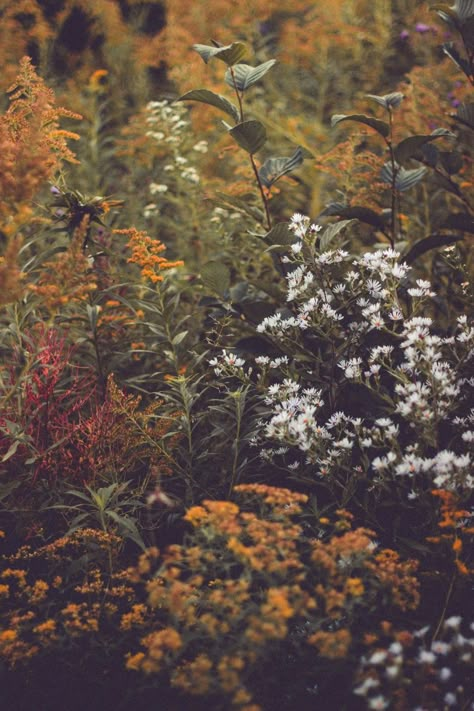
[0,1,473,709]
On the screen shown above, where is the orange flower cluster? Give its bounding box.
[427,489,474,577]
[0,236,24,306]
[118,227,183,284]
[127,487,420,709]
[0,528,146,669]
[0,56,80,235]
[27,218,98,312]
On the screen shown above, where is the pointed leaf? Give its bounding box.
[394,129,455,164]
[366,92,404,110]
[319,220,355,251]
[332,206,386,229]
[212,191,265,222]
[439,150,464,175]
[201,262,231,296]
[331,113,390,138]
[319,201,348,217]
[229,120,266,154]
[178,89,240,122]
[193,42,248,66]
[442,42,471,77]
[258,147,304,188]
[455,102,474,130]
[434,1,474,22]
[402,234,464,264]
[213,42,248,66]
[432,4,460,25]
[263,222,295,247]
[380,163,427,191]
[225,60,277,91]
[441,212,474,233]
[1,440,20,463]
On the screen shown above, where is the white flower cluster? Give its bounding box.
[208,349,246,377]
[354,617,474,710]
[143,100,205,221]
[253,213,474,491]
[145,100,190,145]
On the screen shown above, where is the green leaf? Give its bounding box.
[258,147,304,188]
[263,223,295,252]
[442,42,471,77]
[455,102,474,130]
[325,205,386,230]
[366,92,404,110]
[331,113,390,138]
[213,42,248,66]
[380,162,427,191]
[319,220,355,251]
[86,304,101,332]
[172,331,188,346]
[394,129,454,164]
[1,440,20,463]
[439,150,464,175]
[229,120,267,154]
[402,233,464,264]
[433,1,474,23]
[193,42,248,66]
[225,60,277,91]
[201,262,231,296]
[178,89,240,122]
[441,212,474,232]
[212,192,265,222]
[105,510,145,550]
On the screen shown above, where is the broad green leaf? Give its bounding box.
[394,129,454,164]
[433,1,474,23]
[432,3,460,25]
[263,223,295,252]
[402,233,464,264]
[442,42,471,77]
[178,89,240,122]
[213,42,248,66]
[320,205,386,230]
[455,102,474,130]
[319,220,355,251]
[380,162,427,191]
[193,42,248,65]
[212,192,265,222]
[225,60,277,91]
[229,120,267,154]
[441,212,474,232]
[331,113,390,138]
[439,150,464,175]
[366,92,404,110]
[258,147,304,188]
[201,261,231,296]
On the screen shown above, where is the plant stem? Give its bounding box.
[431,569,456,642]
[250,154,272,230]
[229,66,272,231]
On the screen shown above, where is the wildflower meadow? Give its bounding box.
[0,1,473,709]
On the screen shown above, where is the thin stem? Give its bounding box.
[228,391,244,497]
[250,154,272,231]
[386,110,398,248]
[230,67,245,122]
[431,569,456,642]
[229,66,272,231]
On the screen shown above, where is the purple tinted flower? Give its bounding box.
[451,99,461,108]
[50,186,61,194]
[415,22,431,33]
[399,29,410,41]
